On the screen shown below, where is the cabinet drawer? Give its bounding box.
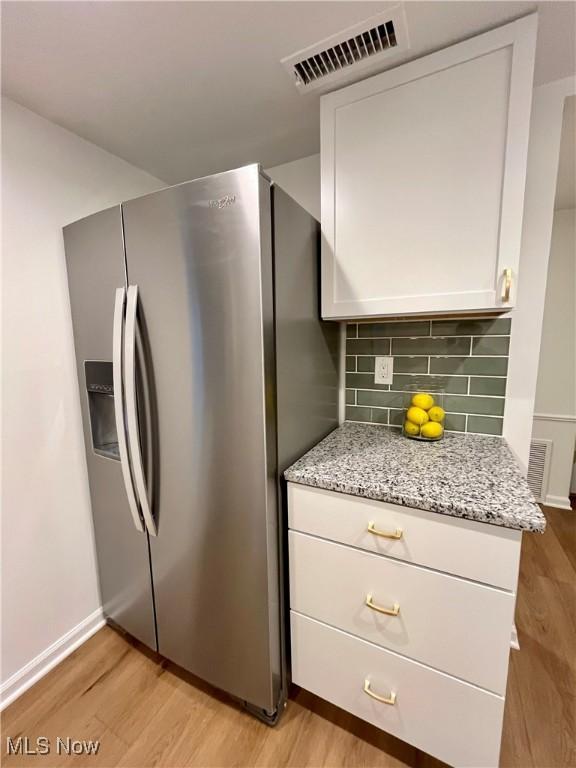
[288,484,521,591]
[291,611,504,768]
[289,531,513,694]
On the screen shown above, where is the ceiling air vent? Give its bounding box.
[527,438,552,503]
[282,6,409,94]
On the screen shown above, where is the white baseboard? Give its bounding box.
[510,623,520,651]
[544,493,573,510]
[0,607,105,711]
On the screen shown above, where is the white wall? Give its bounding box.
[1,98,164,701]
[535,208,576,415]
[267,154,320,220]
[531,206,576,507]
[499,77,575,472]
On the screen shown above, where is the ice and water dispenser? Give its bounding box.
[85,361,119,460]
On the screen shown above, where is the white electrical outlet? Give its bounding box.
[374,356,393,385]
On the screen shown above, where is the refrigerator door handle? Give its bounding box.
[113,288,145,533]
[124,285,158,536]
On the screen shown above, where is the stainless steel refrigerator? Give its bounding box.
[64,164,338,722]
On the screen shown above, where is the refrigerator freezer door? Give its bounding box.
[121,166,280,714]
[64,206,157,650]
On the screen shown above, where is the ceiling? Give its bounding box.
[555,95,576,210]
[2,1,575,184]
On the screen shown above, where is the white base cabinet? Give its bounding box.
[320,15,537,319]
[287,483,522,767]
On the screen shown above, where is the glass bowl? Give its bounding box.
[402,390,445,441]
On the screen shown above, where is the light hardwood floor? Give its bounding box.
[2,507,574,768]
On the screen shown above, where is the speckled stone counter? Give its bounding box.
[284,422,546,533]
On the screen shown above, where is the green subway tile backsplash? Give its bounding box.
[444,413,467,432]
[359,321,430,338]
[345,316,510,436]
[472,336,510,356]
[430,356,508,376]
[346,324,358,338]
[357,390,405,409]
[346,373,389,391]
[357,357,376,373]
[469,377,507,396]
[369,408,389,424]
[443,394,505,417]
[392,374,468,395]
[393,357,429,373]
[392,336,471,356]
[345,405,371,422]
[347,338,391,356]
[346,405,388,423]
[467,416,504,435]
[431,318,511,336]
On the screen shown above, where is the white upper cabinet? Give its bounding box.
[321,15,537,319]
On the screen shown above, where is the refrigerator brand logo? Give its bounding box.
[208,194,236,209]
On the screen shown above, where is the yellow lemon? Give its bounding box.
[411,392,435,411]
[428,406,445,423]
[421,421,444,439]
[403,420,420,436]
[406,406,429,426]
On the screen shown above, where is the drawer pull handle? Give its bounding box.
[365,593,400,616]
[367,521,403,540]
[363,679,396,705]
[502,267,512,302]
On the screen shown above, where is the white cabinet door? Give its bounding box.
[321,15,537,319]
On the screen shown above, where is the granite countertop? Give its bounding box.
[284,422,546,533]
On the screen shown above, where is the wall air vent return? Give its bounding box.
[282,6,409,94]
[527,438,552,503]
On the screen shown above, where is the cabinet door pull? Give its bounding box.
[363,679,396,705]
[365,593,400,616]
[367,521,403,540]
[502,268,512,302]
